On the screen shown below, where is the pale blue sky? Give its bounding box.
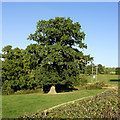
[2,2,118,67]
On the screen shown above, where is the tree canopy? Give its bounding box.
[27,17,93,88]
[98,64,105,74]
[115,67,120,75]
[2,17,93,93]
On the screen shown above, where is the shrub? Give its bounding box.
[2,87,14,95]
[78,75,88,86]
[14,88,43,95]
[85,81,106,90]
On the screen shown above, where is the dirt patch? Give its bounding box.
[87,83,118,89]
[102,86,118,89]
[40,90,87,95]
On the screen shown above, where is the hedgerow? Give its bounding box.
[20,89,119,119]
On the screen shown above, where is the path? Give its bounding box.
[87,82,118,89]
[42,89,110,115]
[37,83,118,115]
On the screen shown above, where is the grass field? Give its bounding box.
[21,89,118,119]
[2,89,107,118]
[87,74,119,86]
[2,74,119,118]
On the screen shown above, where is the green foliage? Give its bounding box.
[2,46,28,91]
[104,67,116,74]
[85,64,92,75]
[115,67,120,75]
[14,88,43,95]
[1,45,43,92]
[78,75,87,86]
[2,86,14,95]
[85,81,106,90]
[20,89,118,119]
[98,64,104,74]
[85,64,97,75]
[26,17,93,89]
[2,17,93,92]
[28,17,86,46]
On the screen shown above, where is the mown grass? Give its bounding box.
[22,89,118,119]
[0,93,2,120]
[2,89,107,118]
[87,74,119,86]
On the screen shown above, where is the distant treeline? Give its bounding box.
[85,64,120,75]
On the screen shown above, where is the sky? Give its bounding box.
[2,2,118,67]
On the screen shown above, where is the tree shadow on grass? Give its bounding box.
[43,84,78,93]
[109,79,120,82]
[55,84,78,93]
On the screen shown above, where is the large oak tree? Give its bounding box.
[2,17,93,93]
[27,17,93,91]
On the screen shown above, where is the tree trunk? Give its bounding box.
[48,86,57,94]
